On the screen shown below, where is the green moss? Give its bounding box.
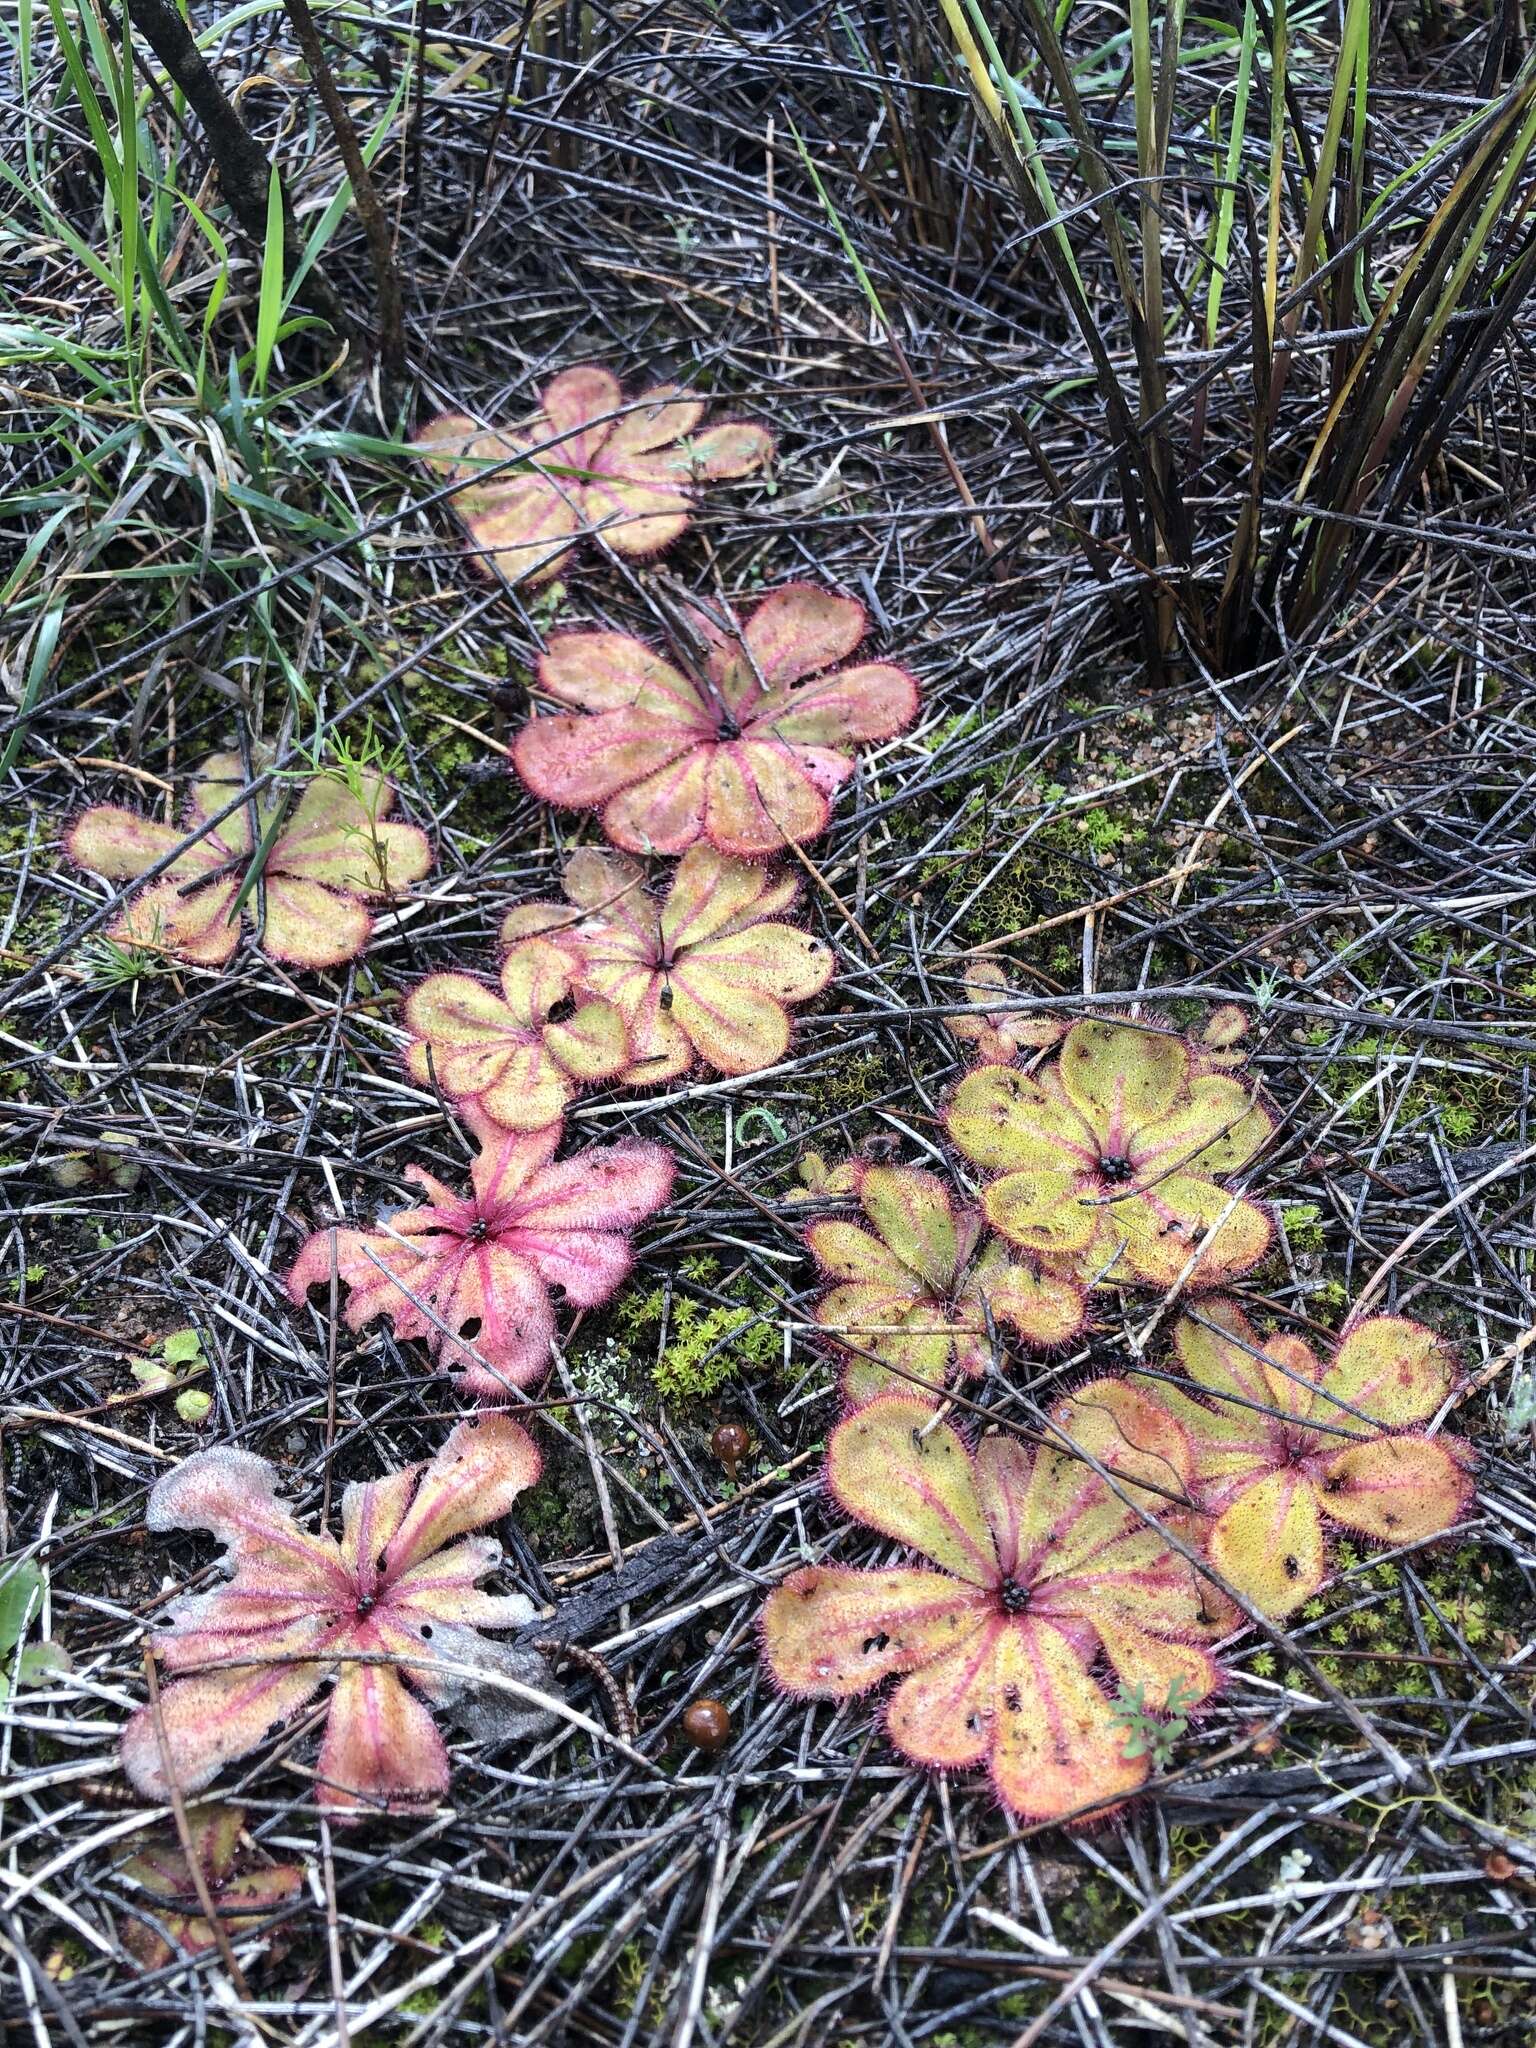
[650,1298,780,1402]
[1312,1033,1512,1145]
[1076,806,1124,853]
[1281,1202,1324,1252]
[806,1047,895,1116]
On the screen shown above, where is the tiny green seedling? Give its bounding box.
[1110,1675,1203,1769]
[735,1107,789,1148]
[121,1329,212,1424]
[0,1560,72,1699]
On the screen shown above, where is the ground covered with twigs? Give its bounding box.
[3,2,1536,2043]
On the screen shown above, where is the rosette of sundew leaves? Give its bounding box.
[947,1016,1274,1292]
[65,753,431,970]
[1127,1300,1473,1615]
[760,1395,1224,1823]
[512,584,920,858]
[120,1416,559,1819]
[498,843,835,1085]
[402,935,630,1134]
[287,1114,675,1400]
[804,1161,1086,1405]
[413,365,772,586]
[117,1805,304,1970]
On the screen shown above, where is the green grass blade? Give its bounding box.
[254,163,286,395]
[1205,0,1256,344]
[0,604,64,779]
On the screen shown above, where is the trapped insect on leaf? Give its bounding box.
[65,754,432,970]
[805,1162,1086,1405]
[499,843,835,1083]
[287,1115,675,1400]
[120,1416,558,1819]
[947,1016,1274,1291]
[512,584,920,857]
[413,365,772,586]
[760,1394,1223,1822]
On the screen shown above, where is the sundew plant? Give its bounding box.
[4,1,1529,2041]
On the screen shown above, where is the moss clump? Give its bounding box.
[1304,1029,1512,1146]
[1281,1202,1324,1252]
[650,1298,780,1401]
[1259,1543,1523,1705]
[808,1047,894,1115]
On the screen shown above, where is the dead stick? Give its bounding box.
[280,0,404,380]
[120,0,360,353]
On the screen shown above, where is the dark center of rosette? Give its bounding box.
[998,1576,1031,1616]
[1099,1154,1135,1184]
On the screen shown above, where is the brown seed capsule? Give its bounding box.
[682,1697,732,1753]
[1485,1851,1515,1884]
[710,1422,750,1481]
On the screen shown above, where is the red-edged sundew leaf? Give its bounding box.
[120,1418,554,1820]
[512,585,919,858]
[983,1252,1087,1356]
[1058,1018,1188,1142]
[119,1804,304,1970]
[1047,1376,1197,1505]
[1097,1172,1276,1292]
[1198,1003,1251,1064]
[363,1411,543,1579]
[1177,1300,1322,1420]
[1207,1467,1329,1613]
[761,1565,987,1694]
[946,1018,1274,1292]
[760,1398,1224,1822]
[63,754,431,971]
[404,936,629,1132]
[806,1164,1085,1406]
[1320,1314,1460,1428]
[1314,1435,1473,1544]
[413,368,771,587]
[856,1164,960,1289]
[826,1395,998,1583]
[1140,1303,1474,1617]
[287,1120,674,1400]
[499,843,832,1085]
[948,962,1068,1066]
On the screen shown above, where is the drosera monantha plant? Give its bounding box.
[64,753,432,971]
[946,960,1068,1066]
[1046,1297,1473,1619]
[804,1161,1086,1405]
[760,1395,1224,1823]
[403,934,631,1134]
[287,1111,675,1401]
[120,1416,558,1821]
[1130,1300,1474,1617]
[946,1014,1274,1292]
[511,583,920,858]
[116,1804,304,1970]
[499,843,835,1084]
[412,364,773,587]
